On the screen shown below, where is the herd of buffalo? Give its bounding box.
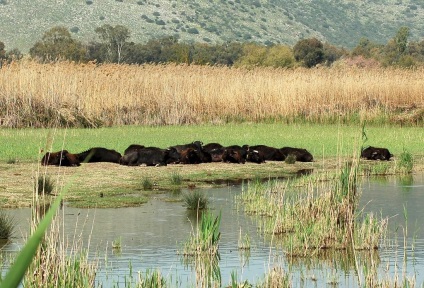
[41,141,393,167]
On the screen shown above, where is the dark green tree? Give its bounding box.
[408,40,424,62]
[0,41,5,60]
[293,38,324,68]
[382,26,411,66]
[5,48,23,62]
[213,42,243,66]
[323,43,347,65]
[352,38,373,58]
[95,24,130,63]
[235,42,267,67]
[29,26,86,62]
[394,26,410,55]
[191,43,214,65]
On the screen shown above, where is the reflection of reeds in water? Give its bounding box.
[256,266,291,288]
[181,252,221,288]
[136,269,167,288]
[238,228,251,250]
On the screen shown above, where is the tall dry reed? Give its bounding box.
[0,61,423,127]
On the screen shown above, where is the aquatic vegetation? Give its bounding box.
[370,162,391,175]
[256,266,291,288]
[396,149,413,174]
[0,210,15,240]
[137,269,166,288]
[229,271,252,288]
[240,159,388,256]
[35,174,54,195]
[182,211,221,256]
[238,229,251,250]
[1,178,97,288]
[141,177,153,190]
[112,237,122,251]
[183,190,209,211]
[170,172,183,186]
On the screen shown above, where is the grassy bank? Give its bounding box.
[1,123,423,162]
[1,62,423,128]
[0,123,423,208]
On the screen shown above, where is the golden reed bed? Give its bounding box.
[0,61,423,127]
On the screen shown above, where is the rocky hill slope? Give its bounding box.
[1,0,423,53]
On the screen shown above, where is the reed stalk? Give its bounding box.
[239,159,388,256]
[0,166,97,288]
[1,61,423,127]
[181,211,221,257]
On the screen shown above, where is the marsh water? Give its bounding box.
[1,173,424,287]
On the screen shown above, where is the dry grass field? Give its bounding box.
[0,61,423,128]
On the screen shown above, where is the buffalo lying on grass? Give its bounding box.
[120,146,180,166]
[280,147,314,162]
[223,145,247,164]
[246,149,266,164]
[361,146,393,161]
[41,150,80,167]
[244,145,285,161]
[170,140,203,153]
[179,148,204,164]
[124,144,145,155]
[208,147,226,162]
[203,143,224,153]
[169,141,211,164]
[77,147,122,163]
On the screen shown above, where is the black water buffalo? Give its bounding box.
[207,147,226,162]
[170,140,203,153]
[244,145,285,161]
[170,141,211,163]
[203,143,224,153]
[223,145,248,164]
[120,147,180,166]
[246,149,266,164]
[280,147,314,162]
[179,148,203,164]
[41,150,80,167]
[124,144,145,155]
[77,147,122,163]
[361,146,393,161]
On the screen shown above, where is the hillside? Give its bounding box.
[1,0,424,53]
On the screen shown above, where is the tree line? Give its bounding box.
[1,25,424,68]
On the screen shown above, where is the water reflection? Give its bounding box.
[1,174,424,287]
[182,254,221,288]
[398,174,414,192]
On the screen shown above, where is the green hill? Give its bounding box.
[1,0,423,53]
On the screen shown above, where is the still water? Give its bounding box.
[1,173,424,287]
